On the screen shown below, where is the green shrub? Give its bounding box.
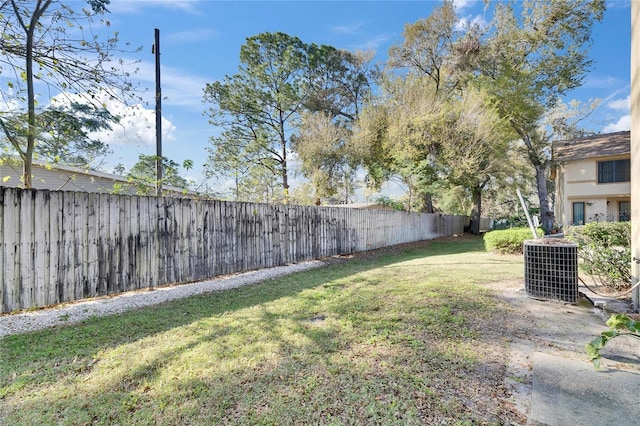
[483,227,543,254]
[374,196,405,211]
[566,222,631,290]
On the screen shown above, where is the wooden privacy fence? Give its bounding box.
[0,187,466,313]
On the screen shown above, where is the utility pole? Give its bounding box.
[153,28,163,196]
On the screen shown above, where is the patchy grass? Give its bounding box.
[1,236,525,425]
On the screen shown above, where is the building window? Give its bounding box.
[598,159,630,183]
[619,201,631,222]
[572,202,585,225]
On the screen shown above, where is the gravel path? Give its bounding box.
[0,260,324,338]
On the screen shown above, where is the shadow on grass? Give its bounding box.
[0,236,488,388]
[1,235,531,424]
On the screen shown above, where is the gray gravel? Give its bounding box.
[0,260,323,338]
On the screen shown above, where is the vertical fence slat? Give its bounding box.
[108,194,120,294]
[86,193,98,297]
[119,195,131,291]
[19,190,34,310]
[149,196,158,287]
[3,189,20,312]
[75,192,88,300]
[175,198,185,282]
[97,193,109,295]
[157,196,167,285]
[164,197,174,284]
[191,199,200,280]
[168,197,178,284]
[61,192,75,303]
[34,191,49,307]
[138,196,149,289]
[0,188,4,312]
[128,195,140,289]
[48,192,61,306]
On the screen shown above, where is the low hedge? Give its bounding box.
[484,227,543,254]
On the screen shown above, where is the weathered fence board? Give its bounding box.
[0,187,468,313]
[5,189,20,310]
[0,188,4,312]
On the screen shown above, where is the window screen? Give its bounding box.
[598,159,630,183]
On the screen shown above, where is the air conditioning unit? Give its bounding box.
[524,239,579,303]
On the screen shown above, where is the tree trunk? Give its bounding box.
[24,7,37,189]
[518,131,554,234]
[281,168,289,203]
[17,0,51,188]
[422,192,434,213]
[470,186,482,235]
[281,146,289,204]
[534,162,554,234]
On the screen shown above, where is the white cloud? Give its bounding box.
[166,29,218,44]
[605,0,631,10]
[109,0,202,14]
[347,33,394,52]
[94,102,176,147]
[602,115,631,133]
[583,75,624,89]
[607,95,630,111]
[453,0,478,11]
[51,91,176,147]
[131,60,210,108]
[330,22,365,35]
[455,15,488,32]
[0,94,23,114]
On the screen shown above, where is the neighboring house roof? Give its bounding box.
[552,131,630,163]
[0,158,189,195]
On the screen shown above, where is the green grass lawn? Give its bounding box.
[1,236,525,425]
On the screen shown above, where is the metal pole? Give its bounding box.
[154,28,162,196]
[517,188,539,239]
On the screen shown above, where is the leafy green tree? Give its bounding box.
[0,0,138,188]
[204,32,372,204]
[459,0,606,232]
[353,2,474,215]
[235,166,281,203]
[354,70,515,233]
[123,155,191,195]
[434,88,515,233]
[294,49,373,203]
[0,101,115,168]
[387,0,459,92]
[293,111,360,204]
[305,47,372,122]
[203,32,308,203]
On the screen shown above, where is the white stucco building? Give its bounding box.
[552,131,631,227]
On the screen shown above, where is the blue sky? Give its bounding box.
[95,0,632,189]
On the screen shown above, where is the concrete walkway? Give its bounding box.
[531,352,640,426]
[495,282,640,425]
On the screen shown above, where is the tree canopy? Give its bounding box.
[460,0,606,232]
[352,0,604,231]
[117,155,191,196]
[0,0,139,187]
[203,32,372,203]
